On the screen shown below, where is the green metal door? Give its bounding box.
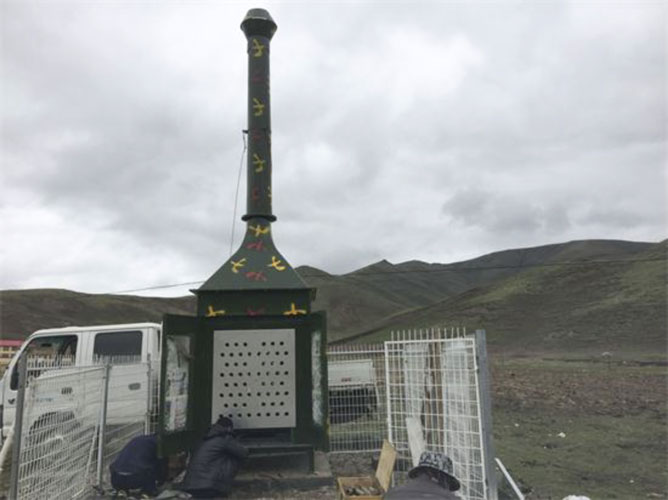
[158,313,203,456]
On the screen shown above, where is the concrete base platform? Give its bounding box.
[232,451,335,492]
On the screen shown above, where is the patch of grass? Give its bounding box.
[491,359,667,499]
[620,256,667,301]
[494,410,667,499]
[469,269,542,305]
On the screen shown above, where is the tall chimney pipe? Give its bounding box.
[196,8,313,316]
[241,9,277,223]
[172,8,326,462]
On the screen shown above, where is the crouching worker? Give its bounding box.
[180,416,248,498]
[109,434,168,496]
[384,451,461,500]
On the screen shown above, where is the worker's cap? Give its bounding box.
[408,451,460,491]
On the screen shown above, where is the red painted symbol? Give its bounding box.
[245,271,268,282]
[252,187,260,201]
[246,307,266,316]
[251,69,266,84]
[250,129,263,143]
[246,240,267,251]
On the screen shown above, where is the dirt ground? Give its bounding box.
[492,357,666,418]
[490,357,667,499]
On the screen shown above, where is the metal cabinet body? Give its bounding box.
[158,312,328,456]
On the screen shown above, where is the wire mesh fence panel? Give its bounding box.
[93,356,156,488]
[327,344,387,453]
[24,355,77,379]
[441,338,486,500]
[7,354,160,498]
[14,364,105,500]
[386,328,489,500]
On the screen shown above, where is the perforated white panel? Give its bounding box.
[212,329,296,429]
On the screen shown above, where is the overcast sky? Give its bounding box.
[1,1,666,296]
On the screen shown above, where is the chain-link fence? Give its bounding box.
[6,355,158,499]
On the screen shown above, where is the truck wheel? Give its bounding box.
[27,412,80,463]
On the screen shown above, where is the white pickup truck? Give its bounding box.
[0,322,165,441]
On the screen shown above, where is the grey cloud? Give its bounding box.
[441,189,489,225]
[443,189,546,234]
[1,2,665,292]
[578,209,648,229]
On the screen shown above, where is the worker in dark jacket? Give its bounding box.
[109,434,168,495]
[384,451,461,499]
[181,416,248,498]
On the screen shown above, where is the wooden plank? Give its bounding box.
[405,416,425,467]
[375,439,397,493]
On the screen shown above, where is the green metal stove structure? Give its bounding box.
[158,8,328,459]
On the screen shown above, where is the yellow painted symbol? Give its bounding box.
[206,305,226,317]
[268,256,286,271]
[267,186,272,199]
[231,257,247,274]
[252,98,265,117]
[249,224,270,237]
[252,153,265,173]
[283,302,307,316]
[251,38,265,57]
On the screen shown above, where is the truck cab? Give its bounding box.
[0,322,161,441]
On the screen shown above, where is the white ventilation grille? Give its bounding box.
[211,329,296,429]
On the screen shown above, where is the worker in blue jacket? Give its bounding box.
[109,434,168,495]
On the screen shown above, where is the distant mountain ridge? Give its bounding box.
[1,239,665,354]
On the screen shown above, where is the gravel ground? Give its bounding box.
[328,452,377,477]
[227,483,337,499]
[79,453,377,500]
[225,452,378,499]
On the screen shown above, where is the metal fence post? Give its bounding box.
[145,354,152,435]
[475,329,498,500]
[383,341,393,446]
[9,353,28,500]
[96,363,112,487]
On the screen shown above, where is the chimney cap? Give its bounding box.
[241,8,277,39]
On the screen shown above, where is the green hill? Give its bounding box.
[352,240,667,355]
[1,239,664,355]
[0,289,195,339]
[304,239,660,343]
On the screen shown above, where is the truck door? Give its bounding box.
[1,334,79,439]
[88,329,146,427]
